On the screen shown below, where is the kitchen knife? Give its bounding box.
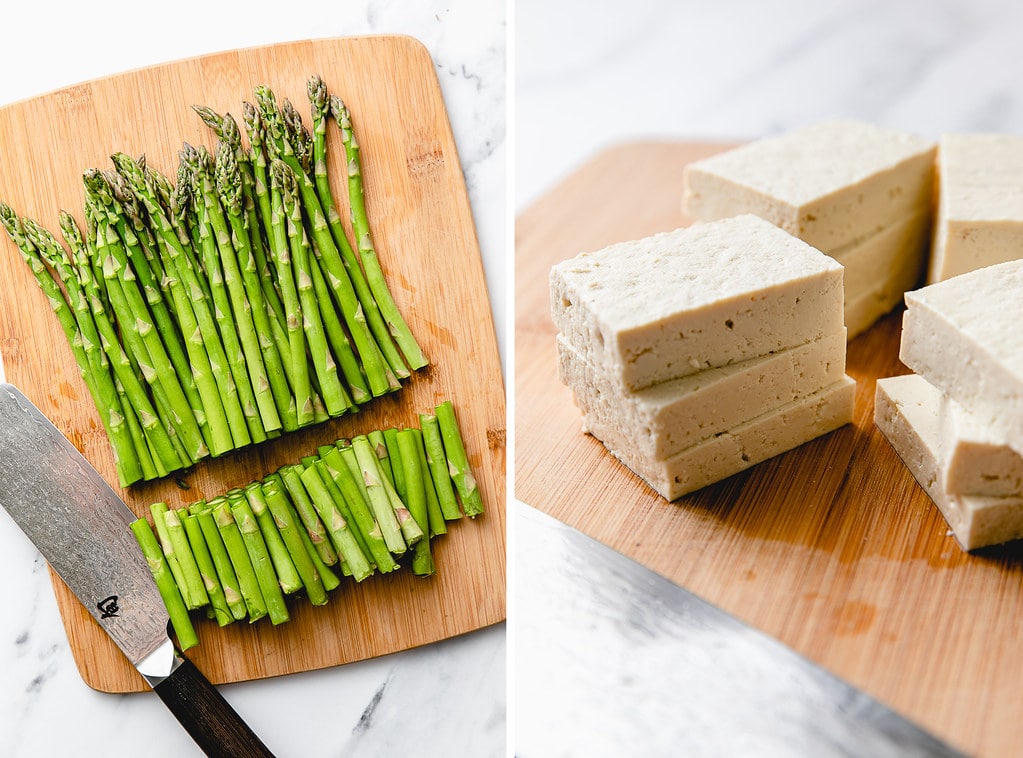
[0,384,274,757]
[515,501,967,757]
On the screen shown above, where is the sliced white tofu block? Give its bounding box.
[929,133,1023,283]
[900,258,1023,455]
[558,330,846,461]
[578,376,855,501]
[683,120,936,253]
[550,214,844,392]
[875,376,1023,550]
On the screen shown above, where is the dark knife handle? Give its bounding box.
[152,653,275,757]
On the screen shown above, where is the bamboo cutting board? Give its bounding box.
[516,141,1023,758]
[0,36,505,693]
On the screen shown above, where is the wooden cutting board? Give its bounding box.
[0,36,505,693]
[516,141,1023,758]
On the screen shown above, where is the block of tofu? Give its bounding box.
[549,214,845,392]
[842,221,928,339]
[578,376,855,501]
[832,209,929,300]
[682,120,936,253]
[875,376,1023,550]
[900,259,1023,454]
[928,134,1023,283]
[558,330,847,460]
[880,374,1023,497]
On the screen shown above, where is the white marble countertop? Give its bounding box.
[514,0,1023,755]
[0,1,506,756]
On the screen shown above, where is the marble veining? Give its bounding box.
[0,1,505,756]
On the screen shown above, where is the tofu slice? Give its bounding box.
[682,120,936,254]
[549,214,844,392]
[929,133,1023,283]
[832,209,929,302]
[578,376,855,501]
[900,258,1023,455]
[842,221,928,339]
[878,374,1023,497]
[558,330,847,461]
[875,376,1023,550]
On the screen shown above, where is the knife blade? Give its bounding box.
[0,383,274,757]
[514,500,966,758]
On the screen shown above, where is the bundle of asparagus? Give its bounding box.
[131,400,483,650]
[0,75,427,487]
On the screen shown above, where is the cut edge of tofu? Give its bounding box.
[901,278,1023,454]
[875,376,1023,551]
[558,329,847,461]
[580,375,855,501]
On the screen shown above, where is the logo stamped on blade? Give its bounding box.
[97,595,120,619]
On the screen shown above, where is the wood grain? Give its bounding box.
[515,140,1023,758]
[0,36,505,693]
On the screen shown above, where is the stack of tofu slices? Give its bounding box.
[683,120,937,339]
[550,214,855,501]
[875,132,1023,551]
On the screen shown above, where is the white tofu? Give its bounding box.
[879,374,1023,497]
[578,377,855,501]
[558,330,847,461]
[929,133,1023,283]
[900,259,1023,454]
[833,209,929,300]
[875,376,1023,550]
[842,221,927,339]
[682,120,936,253]
[549,214,844,392]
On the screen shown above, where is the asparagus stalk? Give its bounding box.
[180,146,266,445]
[58,211,184,474]
[308,457,373,565]
[228,490,289,625]
[306,239,370,405]
[150,502,196,609]
[130,517,198,650]
[193,502,250,622]
[256,86,397,397]
[263,150,316,424]
[435,400,484,517]
[181,512,234,626]
[244,482,303,595]
[351,435,407,556]
[278,464,339,567]
[383,428,407,502]
[299,464,373,581]
[397,429,435,576]
[261,475,328,606]
[411,426,447,537]
[308,76,412,380]
[162,505,210,610]
[420,412,462,521]
[99,160,214,462]
[331,93,428,372]
[211,496,267,622]
[186,146,282,435]
[317,447,397,573]
[215,141,297,431]
[274,160,350,416]
[3,208,141,486]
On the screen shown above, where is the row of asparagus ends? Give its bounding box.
[0,73,428,487]
[130,400,483,649]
